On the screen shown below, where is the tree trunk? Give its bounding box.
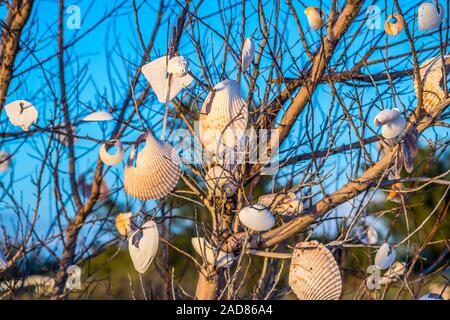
[195,269,218,300]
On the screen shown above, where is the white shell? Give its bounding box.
[379,261,405,285]
[141,56,194,103]
[375,243,396,270]
[241,38,255,71]
[304,7,325,31]
[258,192,303,216]
[384,14,405,36]
[99,141,124,166]
[191,237,234,268]
[123,134,181,200]
[418,2,444,31]
[238,204,275,232]
[128,220,159,274]
[82,111,113,122]
[289,241,342,300]
[381,116,406,139]
[357,224,379,245]
[199,79,248,155]
[115,212,133,237]
[167,56,189,77]
[374,109,401,126]
[4,100,38,131]
[205,166,238,197]
[0,151,11,172]
[0,249,7,271]
[420,293,443,300]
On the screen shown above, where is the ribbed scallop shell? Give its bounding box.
[191,237,234,268]
[304,7,325,31]
[0,151,11,172]
[205,166,238,197]
[258,192,303,216]
[199,79,248,154]
[99,141,124,166]
[124,134,181,200]
[384,14,404,36]
[82,111,113,121]
[289,241,342,300]
[241,38,255,71]
[375,243,396,270]
[128,220,159,274]
[4,100,38,131]
[418,2,444,31]
[238,204,275,232]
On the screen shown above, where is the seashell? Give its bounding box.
[4,100,38,131]
[384,14,404,36]
[238,204,275,232]
[387,182,405,203]
[128,220,159,273]
[191,237,234,268]
[0,151,11,173]
[378,261,405,285]
[375,243,396,270]
[115,212,133,237]
[374,108,401,126]
[123,133,181,200]
[258,192,303,216]
[199,79,248,155]
[0,249,7,271]
[304,7,326,31]
[82,111,113,122]
[420,293,444,300]
[289,241,342,300]
[241,38,255,71]
[141,55,194,103]
[418,1,444,31]
[167,56,190,77]
[99,141,124,166]
[357,224,379,245]
[205,166,238,197]
[381,116,406,139]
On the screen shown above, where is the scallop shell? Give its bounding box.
[82,111,113,122]
[205,166,238,197]
[384,14,404,36]
[191,237,234,268]
[258,192,303,216]
[199,79,248,155]
[141,55,194,103]
[115,212,133,237]
[418,2,444,31]
[289,241,342,300]
[123,134,181,200]
[241,38,255,71]
[167,56,189,77]
[0,249,7,271]
[375,243,396,270]
[238,204,275,232]
[304,7,325,31]
[128,220,159,274]
[99,141,124,166]
[4,100,38,131]
[357,224,379,245]
[0,151,11,173]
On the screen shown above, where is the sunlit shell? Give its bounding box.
[191,237,234,268]
[115,212,133,237]
[82,111,113,122]
[387,182,404,203]
[289,241,342,300]
[374,108,401,126]
[123,134,181,200]
[0,151,11,173]
[375,243,396,270]
[205,166,238,197]
[99,141,124,166]
[418,2,444,31]
[384,14,404,36]
[238,204,275,232]
[379,261,405,285]
[128,220,159,274]
[241,38,255,71]
[357,224,379,245]
[167,56,189,77]
[4,100,38,131]
[0,249,7,271]
[199,79,248,154]
[141,55,194,103]
[304,7,325,31]
[420,293,444,300]
[258,192,303,216]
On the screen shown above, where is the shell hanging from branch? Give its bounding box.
[191,237,234,268]
[4,100,38,131]
[82,111,113,122]
[289,241,342,300]
[0,152,11,173]
[374,109,406,139]
[199,79,248,155]
[304,7,326,31]
[204,166,239,197]
[375,243,396,270]
[115,212,133,237]
[123,133,181,200]
[258,192,303,216]
[238,204,275,232]
[384,14,404,36]
[418,1,444,31]
[128,220,159,274]
[99,141,124,166]
[241,38,255,71]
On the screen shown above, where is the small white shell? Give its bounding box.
[420,293,443,300]
[289,241,342,300]
[381,116,406,139]
[205,166,238,197]
[128,220,159,274]
[123,134,181,200]
[374,109,401,126]
[375,243,396,270]
[258,192,303,216]
[357,224,379,245]
[199,79,248,155]
[0,249,7,271]
[304,7,325,31]
[115,212,133,237]
[141,56,194,103]
[238,204,275,232]
[82,111,113,122]
[0,151,11,173]
[4,100,38,131]
[241,38,255,71]
[418,2,444,31]
[191,237,234,268]
[167,56,189,77]
[378,261,405,285]
[99,141,124,166]
[384,14,404,36]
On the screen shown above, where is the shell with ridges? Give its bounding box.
[191,237,234,268]
[205,166,238,197]
[238,204,275,232]
[241,38,255,71]
[289,241,342,300]
[128,220,159,274]
[0,249,7,271]
[384,14,404,36]
[123,134,181,200]
[4,100,38,131]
